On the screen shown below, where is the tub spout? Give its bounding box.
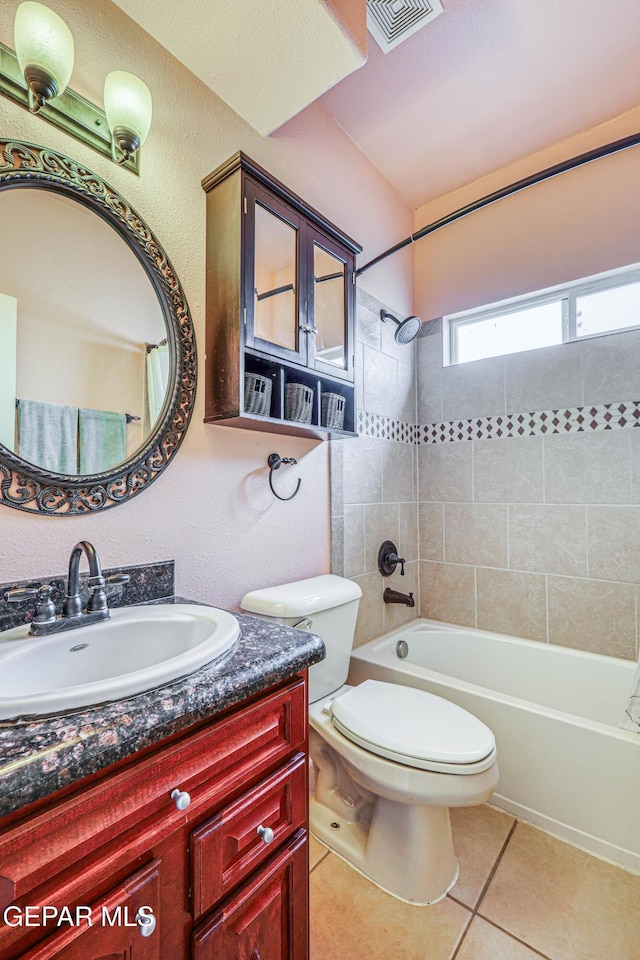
[383,587,415,607]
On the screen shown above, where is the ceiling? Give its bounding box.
[318,0,640,208]
[112,0,640,210]
[111,0,365,136]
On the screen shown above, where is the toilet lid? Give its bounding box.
[330,680,495,767]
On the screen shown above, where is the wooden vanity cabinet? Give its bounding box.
[0,676,310,960]
[202,151,361,439]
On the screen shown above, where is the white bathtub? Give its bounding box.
[348,618,640,873]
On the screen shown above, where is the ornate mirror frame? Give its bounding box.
[0,140,197,516]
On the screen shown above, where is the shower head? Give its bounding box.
[380,310,422,345]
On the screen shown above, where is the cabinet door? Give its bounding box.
[16,861,160,960]
[192,832,308,960]
[307,227,354,383]
[244,179,308,367]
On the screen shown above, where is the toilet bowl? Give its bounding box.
[241,575,499,905]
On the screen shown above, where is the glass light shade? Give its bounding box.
[104,71,153,150]
[14,1,74,96]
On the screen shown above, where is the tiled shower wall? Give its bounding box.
[330,288,419,647]
[418,319,640,661]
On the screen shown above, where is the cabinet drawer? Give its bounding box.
[13,859,160,960]
[0,678,306,909]
[191,754,306,917]
[192,831,308,960]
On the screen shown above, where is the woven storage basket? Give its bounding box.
[321,392,346,430]
[285,383,314,423]
[244,372,272,416]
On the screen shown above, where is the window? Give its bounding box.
[447,263,640,365]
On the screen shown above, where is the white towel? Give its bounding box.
[621,661,640,733]
[17,399,78,474]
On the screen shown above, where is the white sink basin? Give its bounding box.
[0,604,240,720]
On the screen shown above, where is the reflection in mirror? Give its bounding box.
[0,188,167,476]
[254,202,298,351]
[314,243,346,368]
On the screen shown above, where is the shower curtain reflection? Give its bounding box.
[146,340,169,427]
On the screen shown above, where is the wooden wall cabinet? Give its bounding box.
[202,152,362,439]
[0,677,309,960]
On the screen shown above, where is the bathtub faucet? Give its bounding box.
[383,587,415,607]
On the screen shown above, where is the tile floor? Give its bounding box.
[309,804,640,960]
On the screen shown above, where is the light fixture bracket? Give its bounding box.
[0,42,139,174]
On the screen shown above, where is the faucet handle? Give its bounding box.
[87,576,108,614]
[4,586,40,604]
[4,584,56,626]
[105,574,131,588]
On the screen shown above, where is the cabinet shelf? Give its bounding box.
[202,152,360,440]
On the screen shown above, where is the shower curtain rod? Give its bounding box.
[356,131,640,277]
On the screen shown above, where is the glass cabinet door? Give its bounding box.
[245,182,307,365]
[308,231,353,380]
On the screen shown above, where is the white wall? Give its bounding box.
[0,0,413,608]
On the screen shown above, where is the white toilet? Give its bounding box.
[241,574,499,905]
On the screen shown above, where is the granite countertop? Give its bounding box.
[0,598,325,818]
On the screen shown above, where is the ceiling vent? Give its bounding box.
[367,0,443,53]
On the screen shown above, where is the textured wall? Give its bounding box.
[418,320,640,661]
[0,0,413,608]
[331,289,419,646]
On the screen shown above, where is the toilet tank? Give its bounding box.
[240,575,362,703]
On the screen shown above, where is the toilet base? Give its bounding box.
[310,793,459,905]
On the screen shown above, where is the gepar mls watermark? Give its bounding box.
[3,905,156,931]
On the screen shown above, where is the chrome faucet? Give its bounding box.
[3,541,129,637]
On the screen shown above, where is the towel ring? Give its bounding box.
[267,453,302,501]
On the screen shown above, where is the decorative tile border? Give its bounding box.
[357,410,418,445]
[420,401,640,444]
[357,401,640,446]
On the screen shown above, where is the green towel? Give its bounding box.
[79,408,126,474]
[17,399,78,475]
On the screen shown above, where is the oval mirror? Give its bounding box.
[0,141,196,515]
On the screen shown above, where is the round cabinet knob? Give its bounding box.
[136,909,156,937]
[170,788,191,811]
[257,824,275,844]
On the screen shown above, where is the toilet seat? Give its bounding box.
[329,680,496,774]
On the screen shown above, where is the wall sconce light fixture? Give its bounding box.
[14,1,74,113]
[104,70,152,165]
[0,2,151,174]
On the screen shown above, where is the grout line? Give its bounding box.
[544,573,549,644]
[448,908,475,960]
[473,564,478,629]
[474,818,518,912]
[585,504,590,579]
[471,438,476,504]
[475,915,555,960]
[448,817,519,960]
[309,849,330,875]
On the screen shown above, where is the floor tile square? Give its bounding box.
[449,803,515,908]
[310,853,470,960]
[456,917,547,959]
[479,822,640,960]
